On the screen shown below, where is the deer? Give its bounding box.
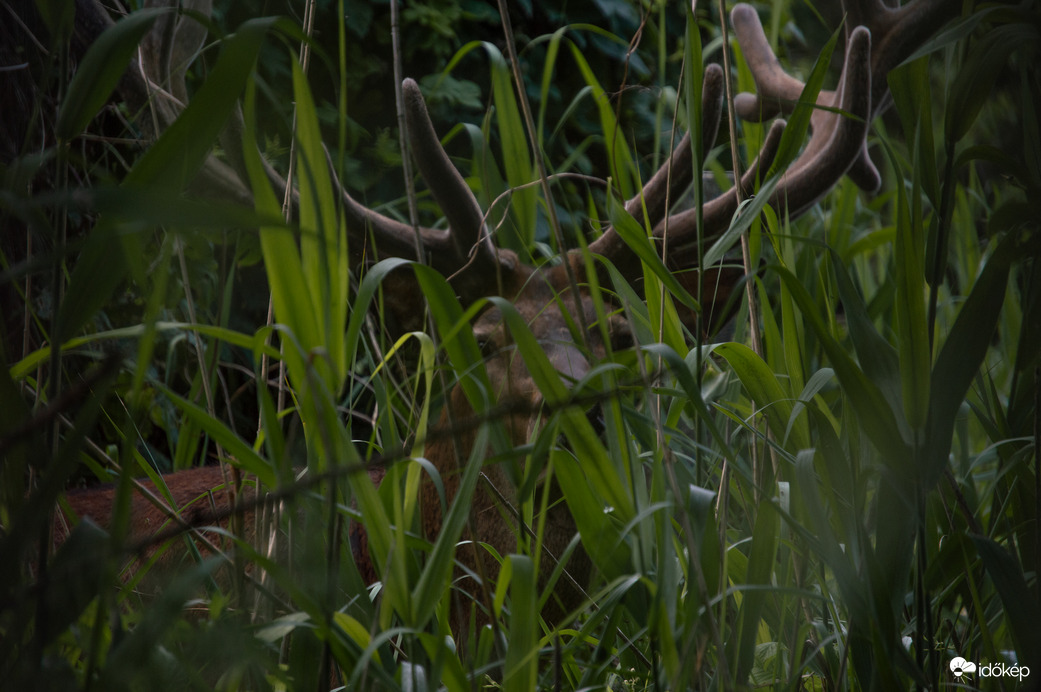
[49,0,960,645]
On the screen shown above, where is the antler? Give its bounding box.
[70,0,958,310]
[588,0,959,286]
[339,79,507,299]
[731,0,959,194]
[70,0,506,298]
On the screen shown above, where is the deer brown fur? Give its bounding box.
[55,466,255,585]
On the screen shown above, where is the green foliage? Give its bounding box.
[2,0,1039,689]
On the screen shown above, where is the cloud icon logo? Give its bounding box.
[950,657,977,677]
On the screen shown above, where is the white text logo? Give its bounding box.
[951,656,1030,682]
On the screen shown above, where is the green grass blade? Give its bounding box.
[732,499,780,686]
[503,555,538,691]
[970,536,1041,670]
[606,199,699,311]
[290,56,349,386]
[765,25,838,178]
[58,17,279,342]
[826,243,903,414]
[242,79,321,392]
[773,266,911,467]
[157,384,277,487]
[715,341,809,451]
[566,41,637,199]
[924,233,1025,484]
[56,8,164,141]
[886,141,930,432]
[944,24,1028,143]
[411,425,488,628]
[483,42,536,251]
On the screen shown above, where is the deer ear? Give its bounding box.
[375,268,429,336]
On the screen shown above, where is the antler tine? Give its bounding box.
[141,0,212,104]
[339,183,507,288]
[587,117,785,283]
[622,63,726,227]
[731,4,881,193]
[733,0,960,193]
[843,0,960,114]
[587,63,730,279]
[592,1,879,285]
[656,117,786,245]
[400,79,500,276]
[731,9,875,220]
[338,80,504,297]
[75,0,500,298]
[773,26,873,217]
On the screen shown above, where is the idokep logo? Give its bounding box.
[950,655,1031,682]
[950,657,977,678]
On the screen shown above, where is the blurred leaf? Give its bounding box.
[100,559,220,689]
[953,145,1034,190]
[85,186,283,234]
[344,0,374,38]
[419,73,483,111]
[972,536,1041,669]
[773,266,911,467]
[0,355,119,609]
[56,9,164,140]
[0,363,33,524]
[38,520,110,641]
[57,17,280,343]
[34,0,74,42]
[924,232,1026,484]
[1012,254,1041,378]
[886,141,930,431]
[944,23,1033,143]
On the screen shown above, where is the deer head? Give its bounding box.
[56,0,960,641]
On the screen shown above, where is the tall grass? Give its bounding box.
[2,0,1038,689]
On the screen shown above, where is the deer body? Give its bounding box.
[54,466,252,595]
[53,0,959,641]
[57,465,237,546]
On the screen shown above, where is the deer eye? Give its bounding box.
[476,337,495,357]
[473,329,500,358]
